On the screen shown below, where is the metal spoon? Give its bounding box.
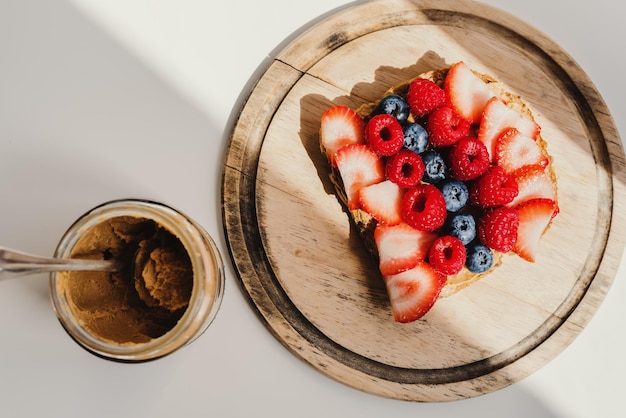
[0,246,119,280]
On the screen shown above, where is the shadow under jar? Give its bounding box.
[49,199,224,362]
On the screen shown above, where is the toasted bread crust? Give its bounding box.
[321,67,556,298]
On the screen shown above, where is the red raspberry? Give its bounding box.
[428,235,466,276]
[478,207,519,252]
[401,184,447,232]
[427,106,471,147]
[365,114,404,156]
[470,165,519,208]
[448,137,490,181]
[385,149,425,188]
[407,78,446,117]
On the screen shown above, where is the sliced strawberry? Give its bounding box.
[478,97,541,161]
[358,180,403,225]
[444,61,496,124]
[335,144,385,210]
[374,223,437,276]
[514,198,559,262]
[320,105,365,166]
[506,164,557,208]
[494,128,549,173]
[383,261,446,323]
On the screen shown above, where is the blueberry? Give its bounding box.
[373,94,410,124]
[421,150,447,184]
[403,123,429,154]
[466,244,493,273]
[445,213,476,245]
[440,179,469,212]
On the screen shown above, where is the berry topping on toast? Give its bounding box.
[319,61,559,322]
[386,149,425,188]
[447,137,490,181]
[383,262,446,323]
[445,61,497,124]
[514,198,559,262]
[320,105,365,166]
[440,179,469,213]
[401,184,447,232]
[478,97,541,161]
[366,114,405,156]
[335,144,385,210]
[421,150,447,184]
[373,94,411,125]
[445,213,477,245]
[374,223,437,276]
[427,106,471,147]
[507,164,557,208]
[428,235,466,276]
[407,78,447,117]
[494,128,549,173]
[469,165,519,208]
[478,206,520,253]
[403,123,429,154]
[358,180,403,225]
[465,244,494,274]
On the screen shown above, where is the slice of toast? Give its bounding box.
[320,63,558,307]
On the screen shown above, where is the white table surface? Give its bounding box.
[1,1,624,417]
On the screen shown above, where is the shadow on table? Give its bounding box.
[438,382,565,418]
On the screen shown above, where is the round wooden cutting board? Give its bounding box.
[222,0,626,401]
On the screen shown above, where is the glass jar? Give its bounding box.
[49,199,224,361]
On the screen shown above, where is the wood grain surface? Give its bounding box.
[221,0,626,401]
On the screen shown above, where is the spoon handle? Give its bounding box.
[0,246,118,280]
